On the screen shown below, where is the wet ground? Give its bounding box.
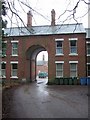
[3,77,88,118]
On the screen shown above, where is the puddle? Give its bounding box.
[37,81,44,84]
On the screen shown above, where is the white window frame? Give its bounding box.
[69,61,78,77]
[55,39,64,56]
[87,43,90,56]
[69,38,78,56]
[11,41,19,56]
[86,41,90,44]
[87,63,90,77]
[10,61,18,78]
[0,61,6,78]
[2,41,7,57]
[55,61,64,78]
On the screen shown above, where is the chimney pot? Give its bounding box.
[27,11,33,27]
[51,9,55,26]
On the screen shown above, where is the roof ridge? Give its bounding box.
[5,23,83,29]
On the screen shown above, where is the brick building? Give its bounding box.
[1,9,86,83]
[36,60,48,75]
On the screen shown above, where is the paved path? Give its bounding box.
[7,78,88,118]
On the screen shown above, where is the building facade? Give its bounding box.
[1,10,86,83]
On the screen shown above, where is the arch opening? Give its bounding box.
[26,45,48,84]
[36,51,48,84]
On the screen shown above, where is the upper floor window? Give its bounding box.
[11,41,18,56]
[2,41,7,57]
[69,38,78,55]
[87,43,90,55]
[55,39,64,55]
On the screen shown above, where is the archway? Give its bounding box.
[26,45,48,83]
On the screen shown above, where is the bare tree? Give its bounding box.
[2,0,90,29]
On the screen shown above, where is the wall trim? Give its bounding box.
[10,61,18,64]
[1,61,6,64]
[11,40,19,43]
[69,38,78,41]
[2,41,7,43]
[69,61,78,63]
[87,63,90,65]
[10,76,18,79]
[55,61,64,64]
[55,38,64,41]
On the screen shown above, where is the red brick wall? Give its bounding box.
[36,65,48,75]
[3,33,86,81]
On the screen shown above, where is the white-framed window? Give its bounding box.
[87,64,90,77]
[2,41,7,57]
[55,39,64,55]
[69,38,78,55]
[69,61,78,77]
[0,62,6,78]
[11,62,18,78]
[11,41,18,56]
[55,61,64,77]
[87,43,90,56]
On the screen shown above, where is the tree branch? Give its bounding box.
[19,0,50,22]
[6,0,34,34]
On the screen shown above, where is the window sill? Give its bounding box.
[10,76,18,79]
[55,54,64,56]
[0,76,6,78]
[2,55,6,57]
[11,55,18,57]
[69,54,78,56]
[56,76,63,78]
[87,55,90,56]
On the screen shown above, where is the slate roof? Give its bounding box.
[4,23,86,37]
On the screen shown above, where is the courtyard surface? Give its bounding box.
[3,78,88,118]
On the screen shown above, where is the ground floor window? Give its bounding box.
[11,62,18,78]
[56,62,64,77]
[87,64,90,77]
[70,63,77,77]
[0,62,6,78]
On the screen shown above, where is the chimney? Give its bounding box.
[51,9,55,26]
[27,11,33,27]
[42,54,45,62]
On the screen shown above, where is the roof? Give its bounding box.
[37,61,48,66]
[4,23,86,37]
[85,28,90,38]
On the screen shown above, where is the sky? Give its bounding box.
[6,0,89,28]
[5,0,89,61]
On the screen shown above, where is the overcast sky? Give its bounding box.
[5,0,89,61]
[6,0,88,27]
